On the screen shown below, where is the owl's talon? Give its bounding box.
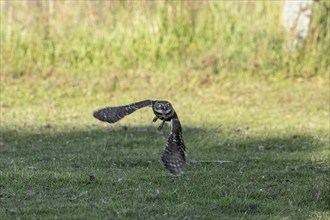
[157,120,166,130]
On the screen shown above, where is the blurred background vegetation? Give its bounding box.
[1,1,328,79]
[0,1,329,129]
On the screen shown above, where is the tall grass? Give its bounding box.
[0,1,329,79]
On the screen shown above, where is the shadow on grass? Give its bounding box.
[0,125,329,219]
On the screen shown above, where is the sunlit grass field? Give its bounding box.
[1,1,329,219]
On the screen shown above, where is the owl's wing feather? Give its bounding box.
[161,118,186,176]
[93,100,153,123]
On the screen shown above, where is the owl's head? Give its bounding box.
[152,100,174,117]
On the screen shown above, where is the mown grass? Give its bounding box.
[0,1,329,219]
[1,124,329,219]
[1,76,329,219]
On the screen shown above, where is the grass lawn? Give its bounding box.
[0,74,329,219]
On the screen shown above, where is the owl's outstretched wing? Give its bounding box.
[93,100,153,123]
[161,118,186,176]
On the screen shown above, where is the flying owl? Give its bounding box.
[93,100,186,176]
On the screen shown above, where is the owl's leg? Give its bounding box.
[153,116,165,130]
[157,120,166,131]
[152,116,159,122]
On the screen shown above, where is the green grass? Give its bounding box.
[0,1,329,219]
[1,126,329,219]
[1,76,329,219]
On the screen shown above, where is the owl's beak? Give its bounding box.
[161,108,168,117]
